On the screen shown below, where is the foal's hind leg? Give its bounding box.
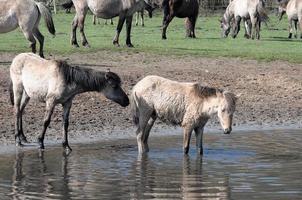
[136,110,153,153]
[142,113,156,152]
[194,126,204,155]
[12,82,24,146]
[19,93,30,143]
[33,28,45,58]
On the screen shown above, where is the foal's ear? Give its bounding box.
[105,71,120,84]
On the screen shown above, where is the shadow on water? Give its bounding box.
[0,130,302,199]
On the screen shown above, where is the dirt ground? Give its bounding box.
[0,51,301,145]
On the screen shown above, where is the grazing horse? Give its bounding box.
[278,0,302,39]
[155,0,199,39]
[130,76,238,155]
[62,0,154,47]
[10,53,129,151]
[0,0,55,58]
[220,0,268,40]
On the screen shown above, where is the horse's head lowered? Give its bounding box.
[220,15,231,38]
[277,0,288,20]
[216,91,238,134]
[103,72,129,107]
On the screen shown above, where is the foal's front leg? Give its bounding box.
[38,99,56,149]
[183,126,193,154]
[62,101,73,152]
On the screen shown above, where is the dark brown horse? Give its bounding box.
[156,0,199,39]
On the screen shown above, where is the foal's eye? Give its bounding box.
[221,108,226,113]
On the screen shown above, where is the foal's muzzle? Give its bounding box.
[224,127,232,134]
[120,97,130,107]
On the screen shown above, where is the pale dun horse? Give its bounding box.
[130,76,239,155]
[220,0,268,39]
[278,0,302,39]
[62,0,153,47]
[10,53,129,151]
[0,0,55,58]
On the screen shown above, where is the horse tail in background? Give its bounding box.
[35,2,56,36]
[62,0,74,10]
[9,80,14,106]
[257,0,269,23]
[130,92,139,126]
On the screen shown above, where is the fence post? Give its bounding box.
[53,0,57,14]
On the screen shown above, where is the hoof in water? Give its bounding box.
[16,142,24,147]
[21,136,29,144]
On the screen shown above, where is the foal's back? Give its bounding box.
[133,75,196,124]
[10,53,63,100]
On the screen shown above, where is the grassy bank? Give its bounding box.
[0,12,301,62]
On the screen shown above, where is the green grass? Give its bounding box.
[1,12,301,62]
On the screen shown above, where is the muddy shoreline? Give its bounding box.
[0,51,301,148]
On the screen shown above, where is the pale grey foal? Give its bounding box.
[130,75,239,155]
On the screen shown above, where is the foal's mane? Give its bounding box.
[58,61,121,91]
[193,84,237,107]
[193,84,222,98]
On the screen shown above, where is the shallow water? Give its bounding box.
[0,129,301,200]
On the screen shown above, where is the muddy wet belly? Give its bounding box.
[0,129,301,199]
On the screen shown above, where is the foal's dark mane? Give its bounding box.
[193,84,223,98]
[58,61,121,91]
[194,84,237,110]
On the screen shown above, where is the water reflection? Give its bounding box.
[0,130,301,199]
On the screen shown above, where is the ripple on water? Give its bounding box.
[0,130,301,199]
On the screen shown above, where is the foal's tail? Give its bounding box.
[9,80,14,106]
[61,0,74,10]
[130,92,140,126]
[36,2,56,36]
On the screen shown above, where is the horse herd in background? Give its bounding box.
[1,0,301,56]
[0,0,298,155]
